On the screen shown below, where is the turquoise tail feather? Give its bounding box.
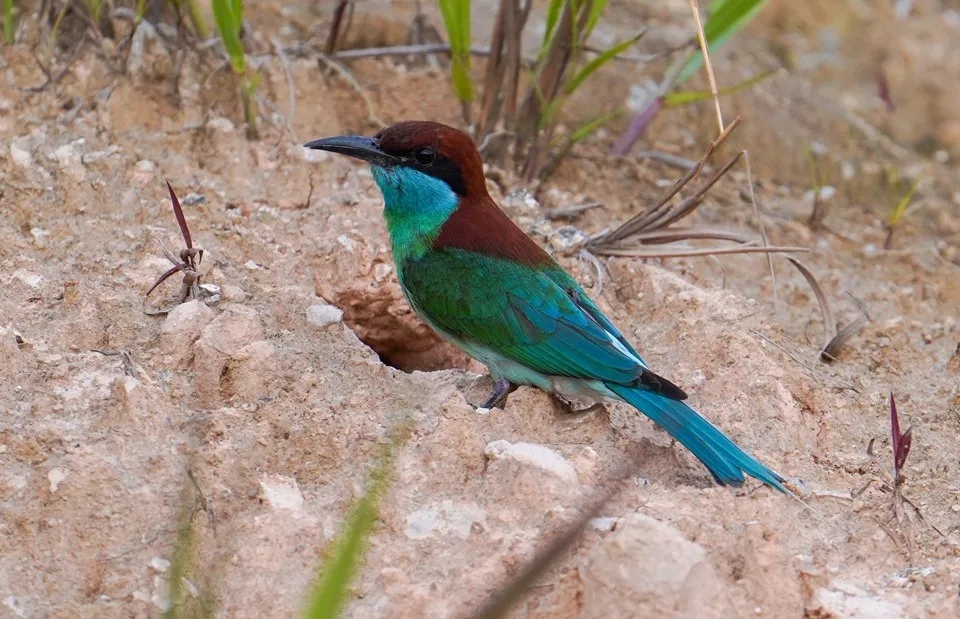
[606,384,788,493]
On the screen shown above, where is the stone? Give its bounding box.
[193,304,264,406]
[580,513,731,618]
[485,440,579,484]
[229,340,278,402]
[160,300,215,365]
[811,582,905,619]
[307,303,344,329]
[259,474,304,511]
[403,500,485,540]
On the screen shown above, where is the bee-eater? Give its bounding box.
[306,121,788,493]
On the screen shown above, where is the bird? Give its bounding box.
[305,120,788,493]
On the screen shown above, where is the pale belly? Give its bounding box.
[427,316,613,403]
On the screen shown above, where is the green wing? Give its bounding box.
[400,248,685,397]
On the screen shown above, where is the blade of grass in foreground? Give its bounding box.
[4,0,14,44]
[164,470,216,619]
[303,426,408,619]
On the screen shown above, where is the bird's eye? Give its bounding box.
[414,147,436,165]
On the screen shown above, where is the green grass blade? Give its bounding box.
[184,0,211,39]
[303,429,407,619]
[438,0,474,103]
[3,0,14,44]
[163,498,196,619]
[461,0,471,51]
[702,0,766,41]
[538,98,561,132]
[677,0,769,84]
[663,68,773,106]
[542,0,565,48]
[889,178,919,226]
[564,31,643,95]
[439,0,468,51]
[451,60,475,103]
[211,0,245,74]
[583,0,608,39]
[569,107,621,144]
[163,472,217,619]
[540,108,621,182]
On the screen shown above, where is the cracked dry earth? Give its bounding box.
[2,1,960,618]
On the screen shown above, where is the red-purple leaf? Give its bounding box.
[610,96,664,156]
[167,181,193,250]
[895,426,912,472]
[146,265,181,297]
[889,392,900,461]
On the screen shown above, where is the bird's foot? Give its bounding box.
[480,377,519,410]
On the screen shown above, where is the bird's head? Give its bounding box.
[306,121,547,267]
[306,120,487,205]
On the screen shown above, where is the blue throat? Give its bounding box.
[371,166,460,264]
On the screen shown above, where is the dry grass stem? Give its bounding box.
[746,328,858,392]
[785,256,836,353]
[742,150,780,323]
[596,245,808,258]
[544,201,604,220]
[689,0,724,133]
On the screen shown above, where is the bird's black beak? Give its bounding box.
[304,135,398,168]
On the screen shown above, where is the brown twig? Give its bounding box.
[581,116,809,264]
[467,460,640,619]
[821,314,869,362]
[475,0,509,140]
[514,0,588,180]
[746,328,859,392]
[587,123,743,248]
[544,201,603,220]
[23,40,85,92]
[325,0,353,55]
[594,245,808,259]
[784,256,836,354]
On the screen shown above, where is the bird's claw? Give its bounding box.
[480,377,518,410]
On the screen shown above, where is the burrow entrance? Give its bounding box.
[329,286,479,373]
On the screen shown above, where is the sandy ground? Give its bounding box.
[1,1,959,618]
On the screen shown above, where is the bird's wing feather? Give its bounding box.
[401,249,685,397]
[543,267,649,366]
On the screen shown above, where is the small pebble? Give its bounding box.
[149,557,171,573]
[307,303,344,328]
